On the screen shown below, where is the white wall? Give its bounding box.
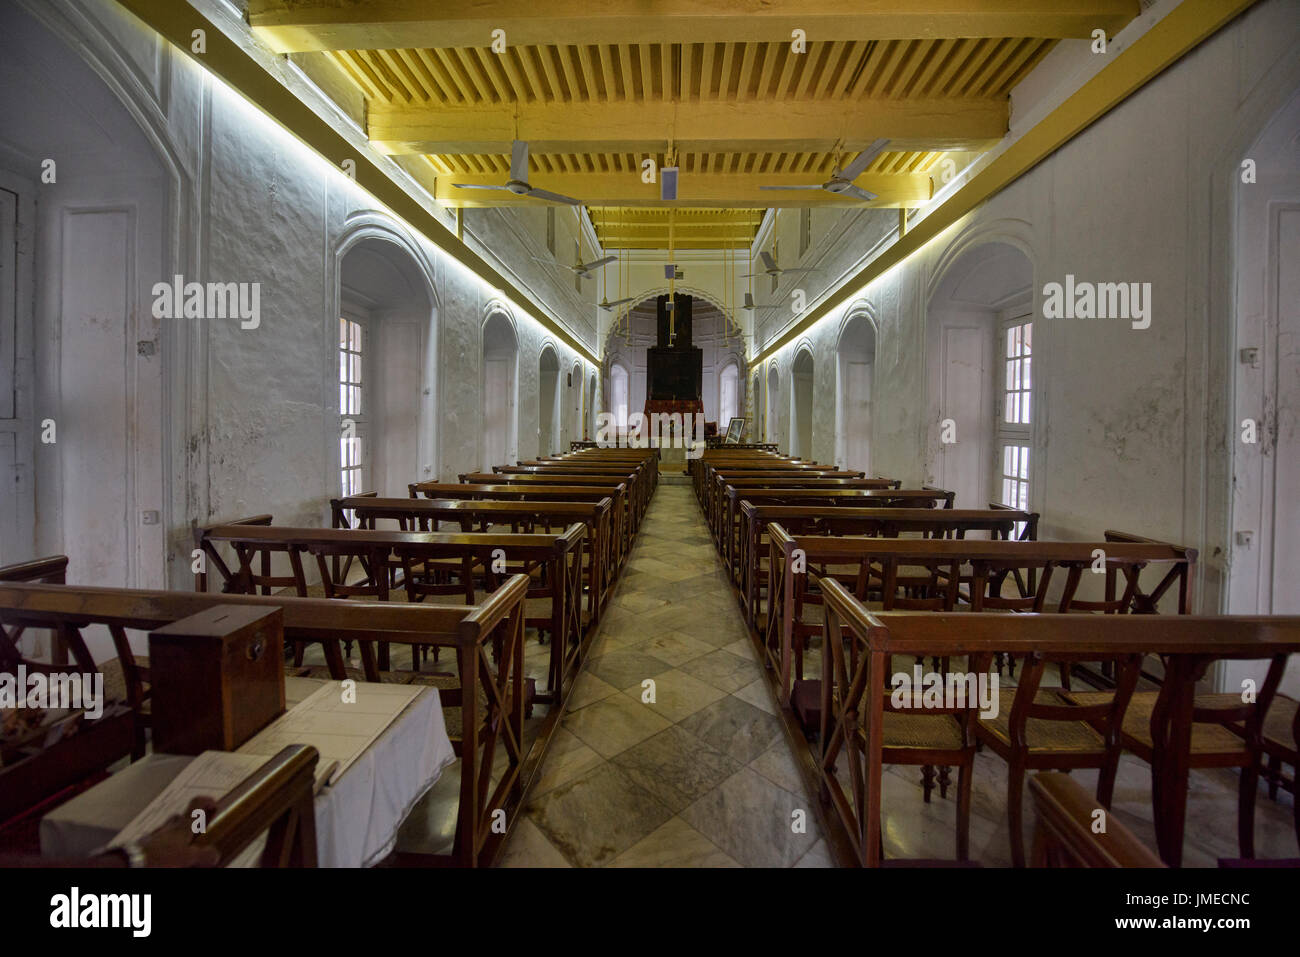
[0,0,597,644]
[753,0,1300,631]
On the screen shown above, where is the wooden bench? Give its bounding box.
[736,505,1039,628]
[494,465,649,527]
[721,487,953,585]
[333,495,614,627]
[763,527,1197,707]
[194,523,586,702]
[811,578,1300,867]
[1028,771,1166,867]
[408,482,630,568]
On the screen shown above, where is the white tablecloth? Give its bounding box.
[40,678,455,867]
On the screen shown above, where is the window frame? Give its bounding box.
[994,312,1033,525]
[339,312,369,502]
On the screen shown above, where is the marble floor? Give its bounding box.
[498,482,831,867]
[405,479,1297,867]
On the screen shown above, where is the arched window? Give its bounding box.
[719,361,739,426]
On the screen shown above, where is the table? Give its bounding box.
[40,677,454,867]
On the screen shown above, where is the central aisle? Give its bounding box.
[499,483,832,867]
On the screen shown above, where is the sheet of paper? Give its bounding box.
[236,680,425,786]
[109,751,270,865]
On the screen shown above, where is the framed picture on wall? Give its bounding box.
[724,417,746,444]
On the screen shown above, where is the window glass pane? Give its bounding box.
[1022,355,1031,389]
[1021,392,1031,425]
[1022,323,1032,354]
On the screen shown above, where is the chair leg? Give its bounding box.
[921,764,935,803]
[1097,754,1121,809]
[1238,757,1259,859]
[937,764,951,799]
[1007,760,1027,868]
[956,761,972,862]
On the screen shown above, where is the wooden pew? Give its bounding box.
[763,526,1197,707]
[1028,772,1166,867]
[720,486,953,585]
[0,576,536,868]
[332,495,614,626]
[193,523,586,702]
[705,469,882,536]
[448,475,639,553]
[810,584,1300,867]
[736,505,1039,628]
[408,482,630,568]
[495,464,649,526]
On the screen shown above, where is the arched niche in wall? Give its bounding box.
[790,346,815,460]
[835,310,877,474]
[337,231,437,496]
[0,2,179,596]
[538,344,561,457]
[751,369,763,440]
[569,359,584,448]
[481,309,519,469]
[925,237,1034,510]
[587,371,598,441]
[718,359,740,427]
[609,362,630,431]
[766,362,781,445]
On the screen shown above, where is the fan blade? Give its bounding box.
[758,184,825,190]
[581,256,617,271]
[760,250,777,272]
[600,296,635,309]
[838,138,890,181]
[525,186,582,205]
[838,183,878,203]
[453,183,510,190]
[510,140,529,183]
[740,272,763,278]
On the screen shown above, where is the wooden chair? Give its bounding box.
[819,577,978,861]
[1064,653,1290,864]
[974,648,1143,868]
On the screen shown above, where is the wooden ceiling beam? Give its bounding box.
[249,1,1139,53]
[598,239,755,249]
[368,97,1005,155]
[436,170,931,207]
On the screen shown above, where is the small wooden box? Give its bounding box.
[148,605,286,755]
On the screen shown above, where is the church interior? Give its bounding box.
[0,0,1298,880]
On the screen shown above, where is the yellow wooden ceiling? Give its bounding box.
[248,1,1140,249]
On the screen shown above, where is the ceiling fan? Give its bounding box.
[758,138,890,203]
[743,249,815,280]
[452,140,582,205]
[598,295,636,311]
[539,252,618,281]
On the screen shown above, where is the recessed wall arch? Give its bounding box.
[538,341,561,457]
[790,342,816,460]
[332,214,440,492]
[766,360,781,445]
[924,234,1035,510]
[6,1,189,598]
[835,307,878,473]
[481,306,520,469]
